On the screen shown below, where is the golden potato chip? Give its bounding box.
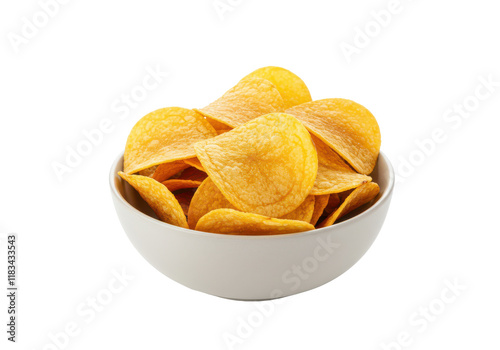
[161,166,207,192]
[216,128,231,135]
[280,195,315,222]
[205,118,232,134]
[177,167,207,182]
[118,172,188,228]
[287,99,381,175]
[195,209,314,235]
[310,194,330,226]
[205,117,233,132]
[174,189,195,216]
[183,158,205,172]
[124,107,217,174]
[324,193,341,214]
[207,122,232,135]
[138,165,158,177]
[311,135,372,195]
[242,66,312,109]
[187,178,236,229]
[194,113,318,217]
[317,182,380,228]
[338,189,354,203]
[194,77,285,128]
[151,161,190,183]
[188,177,311,228]
[162,179,202,192]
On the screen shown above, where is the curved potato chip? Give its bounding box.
[178,167,207,182]
[187,178,236,229]
[194,113,318,217]
[242,66,312,109]
[138,165,158,177]
[216,128,231,135]
[183,158,205,172]
[124,107,217,174]
[317,182,380,228]
[195,209,314,235]
[160,166,207,192]
[118,172,188,228]
[280,195,315,222]
[194,77,284,128]
[286,99,381,174]
[339,189,354,203]
[324,193,341,214]
[162,179,203,192]
[137,165,158,177]
[187,178,310,228]
[194,111,233,135]
[310,194,330,226]
[311,135,372,195]
[174,189,195,216]
[205,117,232,131]
[151,161,190,183]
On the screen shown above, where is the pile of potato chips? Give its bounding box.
[119,66,381,235]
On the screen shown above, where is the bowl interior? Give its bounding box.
[111,152,393,231]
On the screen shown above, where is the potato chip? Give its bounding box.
[317,182,380,228]
[206,119,232,134]
[151,161,190,183]
[338,189,354,203]
[287,98,381,175]
[194,111,233,135]
[177,167,207,182]
[311,135,372,195]
[241,66,312,109]
[188,177,311,228]
[118,172,188,228]
[174,189,195,216]
[194,113,318,217]
[124,107,217,174]
[205,117,232,131]
[183,158,205,172]
[138,165,158,177]
[195,209,315,235]
[310,194,330,226]
[280,195,315,222]
[194,77,285,128]
[187,178,236,229]
[162,179,203,192]
[324,193,341,214]
[216,128,231,135]
[161,166,207,192]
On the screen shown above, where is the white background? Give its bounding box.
[1,0,499,349]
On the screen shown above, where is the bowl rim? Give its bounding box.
[109,151,394,240]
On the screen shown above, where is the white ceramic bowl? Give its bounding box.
[110,152,394,300]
